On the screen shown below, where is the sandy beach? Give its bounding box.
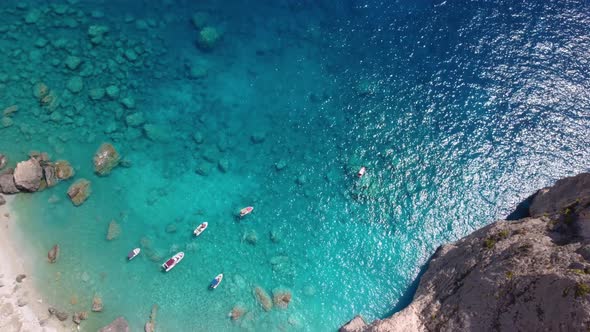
[0,195,69,332]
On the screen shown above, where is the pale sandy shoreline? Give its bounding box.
[0,195,72,332]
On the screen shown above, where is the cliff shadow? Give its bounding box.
[505,192,536,221]
[381,253,433,317]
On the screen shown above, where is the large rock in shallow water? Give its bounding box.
[99,317,129,332]
[67,179,91,206]
[13,158,43,192]
[93,143,120,176]
[0,172,19,194]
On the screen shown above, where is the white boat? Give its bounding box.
[210,273,223,289]
[162,252,184,272]
[127,248,141,260]
[239,206,254,217]
[193,222,208,236]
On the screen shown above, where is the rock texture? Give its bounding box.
[99,317,129,332]
[93,143,121,176]
[67,179,91,206]
[13,158,43,192]
[342,173,590,332]
[0,172,19,194]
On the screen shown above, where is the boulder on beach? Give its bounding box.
[93,143,121,176]
[67,179,91,206]
[99,317,129,332]
[92,295,103,312]
[0,194,5,206]
[42,163,58,187]
[73,311,88,325]
[253,286,273,311]
[13,158,43,192]
[48,244,59,263]
[272,289,292,308]
[0,172,19,194]
[107,220,121,240]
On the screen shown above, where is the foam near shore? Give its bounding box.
[0,195,69,332]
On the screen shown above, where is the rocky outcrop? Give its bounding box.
[47,244,59,263]
[342,173,590,332]
[98,317,129,332]
[93,143,121,176]
[0,171,19,194]
[67,179,91,206]
[13,158,43,192]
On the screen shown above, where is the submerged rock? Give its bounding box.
[253,286,272,311]
[92,295,103,312]
[229,305,246,320]
[54,160,74,180]
[13,158,43,192]
[106,220,121,240]
[144,304,158,332]
[67,179,91,206]
[196,26,221,50]
[272,289,292,308]
[98,317,129,332]
[73,311,88,325]
[47,244,59,263]
[243,230,258,245]
[93,143,121,176]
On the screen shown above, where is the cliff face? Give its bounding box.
[342,173,590,332]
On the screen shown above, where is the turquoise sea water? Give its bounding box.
[1,0,590,331]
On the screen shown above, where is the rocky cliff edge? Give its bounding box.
[341,172,590,331]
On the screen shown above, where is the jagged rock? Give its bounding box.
[346,172,590,332]
[340,316,368,332]
[93,143,121,176]
[106,220,121,240]
[15,274,26,282]
[0,154,6,169]
[13,158,43,192]
[98,317,129,332]
[0,172,19,194]
[67,179,91,206]
[272,289,292,308]
[253,287,272,311]
[42,163,58,187]
[92,295,103,312]
[48,244,59,263]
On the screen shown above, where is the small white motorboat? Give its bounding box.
[127,248,141,260]
[193,222,208,236]
[358,166,366,178]
[210,273,223,289]
[162,252,184,272]
[239,206,254,217]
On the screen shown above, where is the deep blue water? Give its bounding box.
[1,0,589,330]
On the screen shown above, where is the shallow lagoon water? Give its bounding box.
[1,0,590,330]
